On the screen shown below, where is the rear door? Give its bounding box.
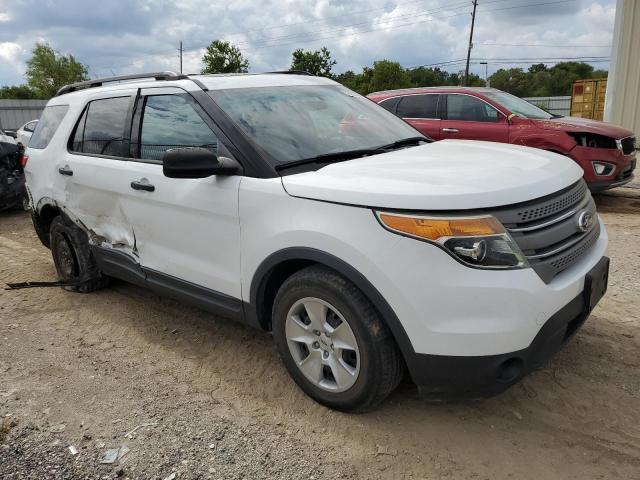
[440,94,509,143]
[395,94,442,140]
[59,91,138,252]
[119,86,242,299]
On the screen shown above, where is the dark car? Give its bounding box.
[368,87,637,192]
[0,140,28,211]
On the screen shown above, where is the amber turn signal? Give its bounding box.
[377,213,505,241]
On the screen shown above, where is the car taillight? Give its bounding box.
[21,155,28,168]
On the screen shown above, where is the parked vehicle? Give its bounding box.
[368,87,636,192]
[1,128,17,144]
[16,119,38,147]
[0,140,28,211]
[25,72,609,411]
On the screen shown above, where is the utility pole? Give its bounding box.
[179,41,183,74]
[464,0,478,86]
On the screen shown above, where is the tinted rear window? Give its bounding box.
[397,95,439,119]
[71,96,130,157]
[29,105,69,149]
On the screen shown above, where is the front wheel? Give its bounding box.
[272,265,404,412]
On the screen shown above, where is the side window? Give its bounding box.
[445,95,500,122]
[139,95,218,161]
[29,105,69,150]
[396,95,438,119]
[70,96,131,157]
[378,97,400,114]
[25,121,37,132]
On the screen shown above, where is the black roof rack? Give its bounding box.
[55,71,188,97]
[266,70,313,76]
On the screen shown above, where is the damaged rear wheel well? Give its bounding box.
[32,204,62,248]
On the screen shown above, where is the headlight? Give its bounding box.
[376,212,529,269]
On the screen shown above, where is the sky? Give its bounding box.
[0,0,617,86]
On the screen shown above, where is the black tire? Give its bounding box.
[272,265,404,412]
[49,216,109,293]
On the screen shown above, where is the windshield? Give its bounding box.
[483,90,553,120]
[209,85,422,165]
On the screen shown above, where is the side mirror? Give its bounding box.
[162,147,242,178]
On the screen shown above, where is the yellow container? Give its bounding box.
[570,78,607,120]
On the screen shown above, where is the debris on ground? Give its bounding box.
[48,424,66,433]
[124,422,158,438]
[100,446,130,464]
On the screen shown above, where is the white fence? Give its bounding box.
[0,99,48,130]
[522,96,571,117]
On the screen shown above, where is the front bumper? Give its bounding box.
[409,256,610,400]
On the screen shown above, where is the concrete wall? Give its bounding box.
[0,99,47,130]
[604,0,640,138]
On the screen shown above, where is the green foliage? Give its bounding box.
[0,85,40,99]
[291,47,336,77]
[334,59,605,97]
[25,43,88,98]
[367,60,411,93]
[201,40,249,74]
[489,62,607,97]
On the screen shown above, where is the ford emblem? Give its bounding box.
[576,211,594,232]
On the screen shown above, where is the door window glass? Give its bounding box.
[70,96,131,156]
[397,95,439,119]
[446,95,500,122]
[29,105,69,149]
[139,95,218,161]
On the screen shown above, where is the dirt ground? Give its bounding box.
[1,192,639,480]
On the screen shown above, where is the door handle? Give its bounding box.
[130,179,155,192]
[442,128,459,133]
[58,165,73,176]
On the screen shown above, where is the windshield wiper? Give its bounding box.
[376,136,429,150]
[275,148,381,171]
[274,136,428,171]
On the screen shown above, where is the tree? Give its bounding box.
[290,47,336,77]
[367,60,411,93]
[0,85,39,99]
[201,40,249,74]
[25,43,88,98]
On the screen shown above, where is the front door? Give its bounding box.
[120,87,242,299]
[440,94,509,143]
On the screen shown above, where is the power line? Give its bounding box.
[231,0,579,51]
[84,0,582,74]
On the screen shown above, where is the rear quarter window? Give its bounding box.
[29,105,69,149]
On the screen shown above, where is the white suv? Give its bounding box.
[24,72,609,411]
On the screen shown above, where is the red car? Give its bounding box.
[368,87,636,191]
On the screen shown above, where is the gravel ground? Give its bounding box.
[0,192,639,479]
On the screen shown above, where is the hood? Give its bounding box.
[532,116,633,139]
[281,140,583,210]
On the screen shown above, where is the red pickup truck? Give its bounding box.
[368,87,636,191]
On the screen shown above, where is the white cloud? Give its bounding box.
[0,0,617,86]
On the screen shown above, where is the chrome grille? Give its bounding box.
[492,180,600,283]
[515,182,586,222]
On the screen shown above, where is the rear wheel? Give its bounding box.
[272,265,403,412]
[49,216,108,293]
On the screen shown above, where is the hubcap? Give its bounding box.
[285,297,360,393]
